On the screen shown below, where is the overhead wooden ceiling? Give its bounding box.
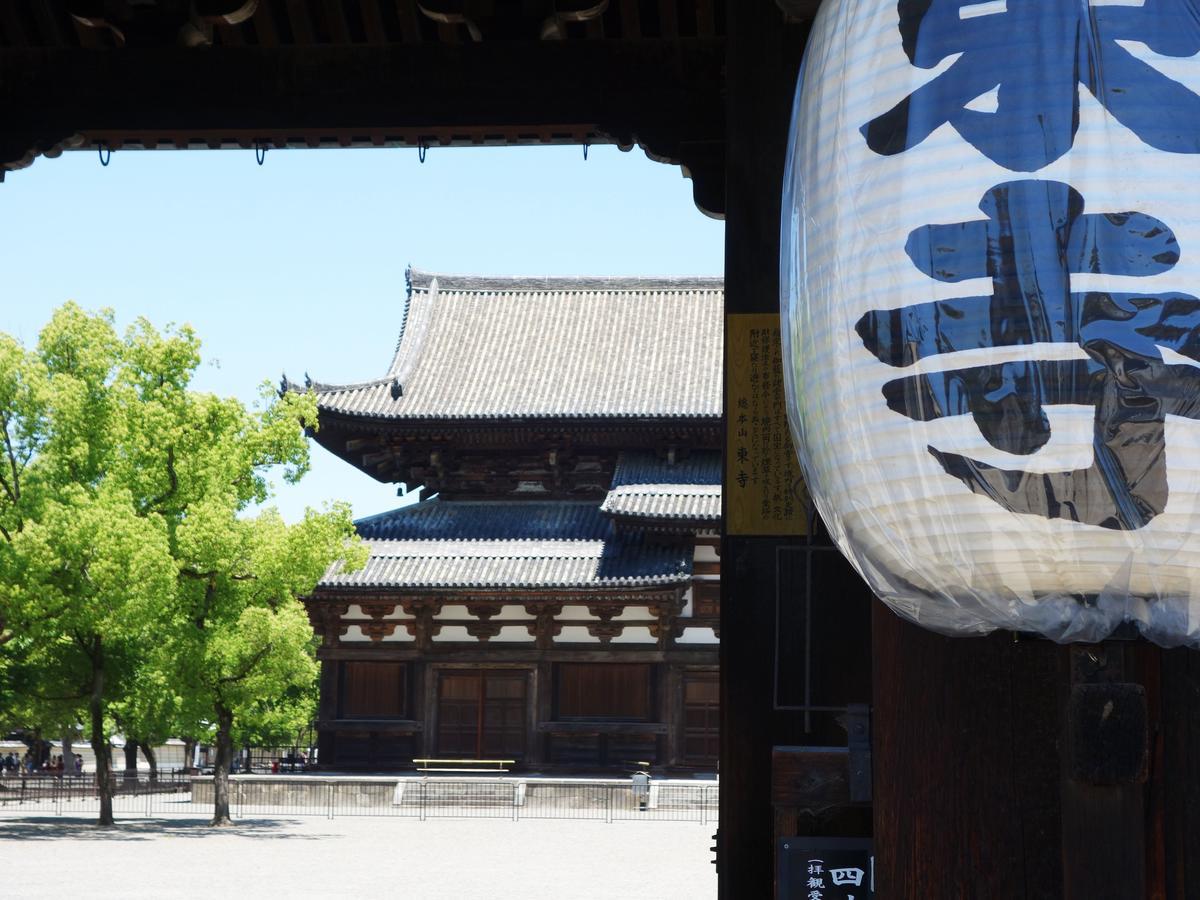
[0,1,820,215]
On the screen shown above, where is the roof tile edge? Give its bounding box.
[406,268,724,294]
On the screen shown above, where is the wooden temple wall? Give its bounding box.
[314,654,718,772]
[307,545,720,773]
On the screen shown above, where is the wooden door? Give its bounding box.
[436,670,527,759]
[436,673,482,757]
[683,672,719,766]
[480,673,526,758]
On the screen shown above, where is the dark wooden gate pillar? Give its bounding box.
[873,602,1200,898]
[720,2,807,896]
[872,607,1065,896]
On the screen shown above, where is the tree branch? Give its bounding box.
[146,445,177,514]
[180,568,256,583]
[196,580,215,629]
[0,412,21,507]
[26,689,89,702]
[216,641,274,686]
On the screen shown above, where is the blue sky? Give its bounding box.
[0,145,724,522]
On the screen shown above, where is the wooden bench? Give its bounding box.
[412,758,515,773]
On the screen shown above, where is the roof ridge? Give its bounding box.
[407,269,724,293]
[386,270,438,381]
[384,266,417,377]
[306,374,396,393]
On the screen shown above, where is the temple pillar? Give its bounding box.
[720,1,807,895]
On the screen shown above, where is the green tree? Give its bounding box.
[168,504,362,824]
[0,302,360,826]
[0,306,178,823]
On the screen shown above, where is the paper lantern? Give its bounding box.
[782,0,1200,646]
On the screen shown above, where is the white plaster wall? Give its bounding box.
[491,626,536,643]
[676,627,719,645]
[554,626,601,644]
[610,626,656,644]
[680,586,694,618]
[431,625,472,642]
[558,605,598,621]
[613,606,652,621]
[338,625,415,643]
[346,604,414,620]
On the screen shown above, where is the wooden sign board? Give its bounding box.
[778,837,874,899]
[725,313,809,535]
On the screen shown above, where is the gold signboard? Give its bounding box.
[726,313,809,536]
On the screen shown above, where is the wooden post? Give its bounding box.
[316,660,337,768]
[871,604,1196,898]
[720,2,807,895]
[531,660,552,767]
[872,606,1064,896]
[664,663,682,768]
[422,662,439,757]
[1160,648,1200,896]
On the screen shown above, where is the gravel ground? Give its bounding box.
[0,813,717,900]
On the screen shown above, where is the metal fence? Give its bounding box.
[0,775,718,824]
[0,773,193,818]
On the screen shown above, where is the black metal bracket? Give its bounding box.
[846,703,872,803]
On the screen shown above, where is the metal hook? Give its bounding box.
[418,141,427,164]
[255,143,267,166]
[583,142,589,161]
[97,142,111,167]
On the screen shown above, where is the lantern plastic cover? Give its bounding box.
[782,0,1200,647]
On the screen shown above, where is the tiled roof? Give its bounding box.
[302,268,723,421]
[319,499,692,590]
[600,451,722,523]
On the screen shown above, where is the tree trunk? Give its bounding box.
[61,731,73,778]
[182,738,196,774]
[212,703,234,826]
[141,743,158,782]
[123,740,139,782]
[88,640,114,827]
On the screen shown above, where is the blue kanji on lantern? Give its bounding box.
[855,180,1200,529]
[861,0,1200,171]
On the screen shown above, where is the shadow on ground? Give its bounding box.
[0,817,333,841]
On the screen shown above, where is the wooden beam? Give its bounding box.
[1,38,724,208]
[31,0,65,47]
[360,0,388,45]
[657,0,677,37]
[285,0,315,44]
[322,0,352,44]
[1,5,28,47]
[619,0,639,38]
[251,2,279,46]
[772,746,854,809]
[394,0,424,42]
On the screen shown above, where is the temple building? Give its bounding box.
[297,269,722,773]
